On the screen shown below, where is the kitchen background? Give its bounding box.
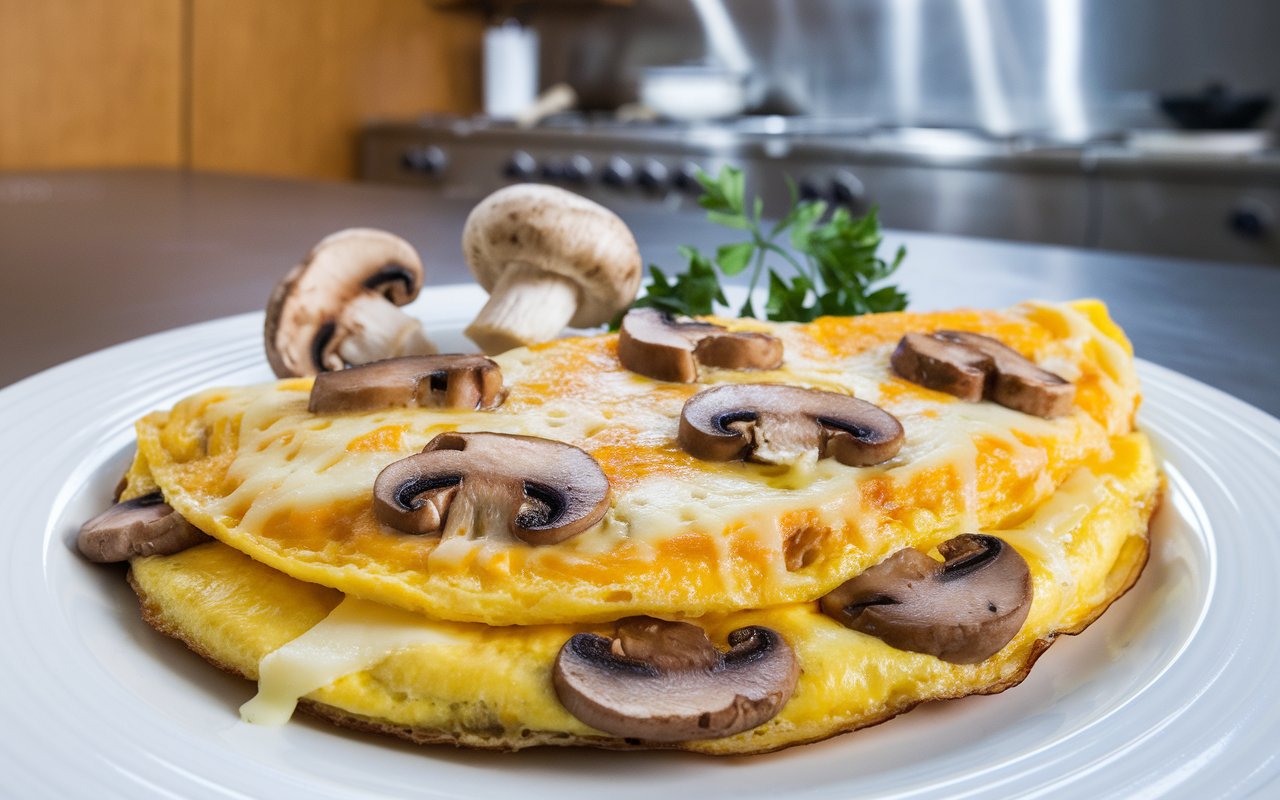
[2,0,1277,264]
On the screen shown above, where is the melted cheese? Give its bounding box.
[129,429,1159,754]
[240,596,462,725]
[135,300,1142,625]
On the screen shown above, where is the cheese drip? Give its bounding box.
[240,596,462,725]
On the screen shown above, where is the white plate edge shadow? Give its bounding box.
[1,287,1278,799]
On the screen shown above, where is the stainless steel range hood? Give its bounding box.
[531,0,1280,141]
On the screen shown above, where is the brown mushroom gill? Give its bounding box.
[820,534,1033,664]
[617,307,783,383]
[308,354,503,414]
[77,492,211,563]
[891,330,1074,418]
[678,383,904,466]
[553,617,799,742]
[372,432,610,546]
[361,263,418,300]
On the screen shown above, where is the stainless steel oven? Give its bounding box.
[361,115,1280,265]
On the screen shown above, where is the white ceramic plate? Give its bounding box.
[3,285,1279,799]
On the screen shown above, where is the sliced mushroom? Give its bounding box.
[891,330,1074,418]
[372,431,610,546]
[265,228,437,378]
[934,331,1075,418]
[617,307,783,382]
[77,492,210,563]
[308,355,503,414]
[889,332,989,402]
[679,383,904,466]
[553,616,799,742]
[462,184,642,355]
[819,534,1033,664]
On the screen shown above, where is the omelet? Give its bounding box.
[98,299,1159,755]
[131,300,1140,626]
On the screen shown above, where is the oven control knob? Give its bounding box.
[798,178,823,202]
[637,160,670,192]
[400,146,447,176]
[561,155,593,184]
[830,171,867,210]
[503,151,538,181]
[540,159,566,182]
[1228,199,1274,240]
[600,157,634,188]
[673,162,704,194]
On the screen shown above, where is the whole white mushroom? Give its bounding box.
[264,228,436,378]
[462,184,642,355]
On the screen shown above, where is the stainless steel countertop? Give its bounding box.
[2,169,1277,417]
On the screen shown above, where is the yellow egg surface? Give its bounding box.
[133,300,1143,626]
[129,431,1158,754]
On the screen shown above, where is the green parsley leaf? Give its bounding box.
[705,210,753,231]
[715,242,755,275]
[765,270,815,322]
[696,166,745,215]
[624,166,908,325]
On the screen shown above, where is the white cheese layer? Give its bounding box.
[240,596,462,725]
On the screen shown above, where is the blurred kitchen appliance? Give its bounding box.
[1159,83,1272,131]
[638,66,749,121]
[483,20,539,119]
[515,84,577,129]
[530,0,1280,142]
[362,115,1280,265]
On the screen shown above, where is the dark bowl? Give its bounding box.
[1159,90,1272,131]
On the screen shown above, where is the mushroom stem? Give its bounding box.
[739,413,819,466]
[334,293,436,369]
[465,263,580,355]
[372,432,611,545]
[440,476,524,543]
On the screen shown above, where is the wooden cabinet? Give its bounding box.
[0,0,482,178]
[0,0,183,170]
[191,0,481,179]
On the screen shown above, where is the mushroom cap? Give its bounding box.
[935,330,1075,418]
[891,330,1074,418]
[462,184,642,328]
[553,617,799,742]
[77,492,210,563]
[890,332,989,402]
[678,383,904,466]
[264,228,425,378]
[617,307,783,383]
[308,354,502,414]
[820,534,1033,664]
[372,431,610,546]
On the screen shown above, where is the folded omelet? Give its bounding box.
[105,299,1159,754]
[132,300,1138,624]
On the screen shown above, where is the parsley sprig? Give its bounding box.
[626,166,907,322]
